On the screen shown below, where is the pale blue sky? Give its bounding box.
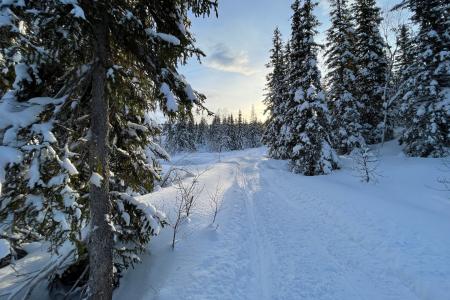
[180,0,402,120]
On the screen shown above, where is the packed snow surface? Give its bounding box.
[113,142,450,300]
[1,142,449,299]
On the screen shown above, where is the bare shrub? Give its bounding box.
[438,156,450,196]
[351,147,380,183]
[171,195,187,250]
[208,182,224,226]
[175,172,204,217]
[170,171,204,250]
[159,166,195,188]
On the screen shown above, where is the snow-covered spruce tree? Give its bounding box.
[236,110,245,150]
[276,40,293,160]
[352,0,389,144]
[395,0,449,157]
[228,114,241,150]
[285,0,339,175]
[391,24,415,127]
[0,0,217,297]
[165,119,177,153]
[222,114,232,150]
[325,0,364,154]
[262,27,286,158]
[208,115,224,152]
[246,105,263,148]
[195,117,209,149]
[164,121,176,151]
[394,25,415,86]
[284,41,292,80]
[167,112,196,153]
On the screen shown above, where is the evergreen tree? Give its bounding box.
[208,115,224,152]
[236,110,245,150]
[353,0,389,144]
[227,114,239,150]
[391,24,415,126]
[165,119,176,152]
[0,0,217,296]
[285,0,339,175]
[395,0,449,157]
[276,41,293,159]
[167,113,196,153]
[196,117,209,148]
[394,24,415,85]
[284,41,292,80]
[262,27,286,158]
[221,114,230,150]
[325,0,364,154]
[247,105,262,148]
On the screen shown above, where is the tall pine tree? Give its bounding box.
[195,117,209,148]
[395,0,449,157]
[285,0,339,175]
[394,24,415,87]
[166,112,196,153]
[262,27,286,159]
[353,0,389,144]
[391,24,415,127]
[325,0,364,154]
[276,40,293,160]
[247,105,263,148]
[0,0,217,297]
[236,110,245,150]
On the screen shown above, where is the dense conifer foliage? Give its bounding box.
[0,0,217,297]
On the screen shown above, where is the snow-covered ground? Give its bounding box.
[114,142,450,300]
[1,142,450,299]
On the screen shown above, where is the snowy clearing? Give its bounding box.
[111,142,450,300]
[0,143,449,299]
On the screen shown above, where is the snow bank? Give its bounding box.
[0,239,10,260]
[114,144,450,300]
[2,144,450,299]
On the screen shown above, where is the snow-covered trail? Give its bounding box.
[114,146,450,300]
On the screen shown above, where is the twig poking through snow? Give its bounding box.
[170,170,206,250]
[208,181,224,226]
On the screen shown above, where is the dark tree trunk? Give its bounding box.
[88,3,113,299]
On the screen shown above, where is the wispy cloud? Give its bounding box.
[205,43,257,76]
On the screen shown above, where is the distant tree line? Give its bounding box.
[164,108,264,154]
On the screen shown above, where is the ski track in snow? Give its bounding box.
[236,158,271,300]
[110,145,450,300]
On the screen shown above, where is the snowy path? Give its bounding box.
[114,146,450,300]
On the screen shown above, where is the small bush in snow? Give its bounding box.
[175,172,204,218]
[171,172,204,249]
[208,182,224,226]
[438,156,450,195]
[351,147,380,183]
[171,194,188,250]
